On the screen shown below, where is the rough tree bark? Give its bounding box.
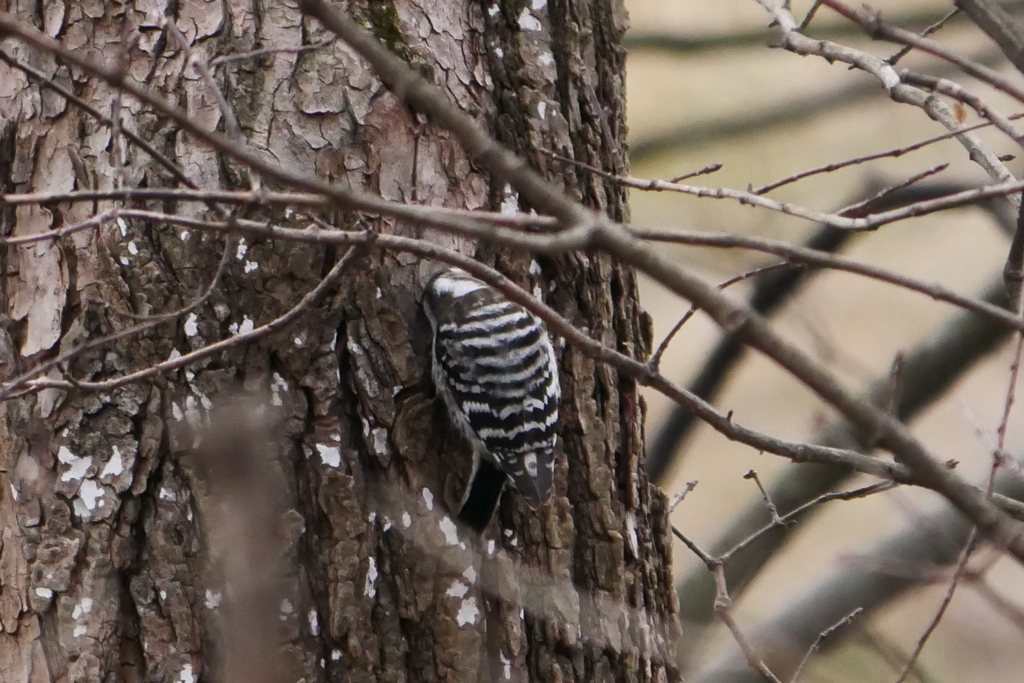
[0,2,678,682]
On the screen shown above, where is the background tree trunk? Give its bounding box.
[0,2,678,682]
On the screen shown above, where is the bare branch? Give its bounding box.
[886,9,960,65]
[754,113,1023,195]
[754,0,1019,206]
[822,0,1024,106]
[649,262,795,372]
[10,244,364,398]
[790,608,863,683]
[953,0,1024,76]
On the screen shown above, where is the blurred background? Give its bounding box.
[624,1,1024,681]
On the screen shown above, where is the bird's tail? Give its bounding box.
[458,458,508,532]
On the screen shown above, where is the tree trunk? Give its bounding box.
[0,2,679,682]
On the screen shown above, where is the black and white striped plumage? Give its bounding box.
[423,268,560,529]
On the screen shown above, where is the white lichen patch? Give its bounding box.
[175,663,196,683]
[518,8,541,31]
[447,581,468,598]
[364,557,378,598]
[117,217,129,236]
[238,316,254,335]
[127,241,139,256]
[184,313,199,337]
[205,589,222,609]
[456,597,479,626]
[500,185,519,215]
[308,609,320,636]
[331,649,342,661]
[316,443,341,468]
[72,597,93,620]
[58,446,92,482]
[74,479,104,518]
[236,239,248,259]
[463,566,477,584]
[371,428,389,458]
[271,372,288,406]
[183,395,201,428]
[279,598,294,621]
[439,516,459,546]
[244,260,258,273]
[34,587,53,599]
[402,512,412,528]
[501,652,511,679]
[159,487,175,501]
[422,488,434,510]
[625,511,639,558]
[101,446,124,478]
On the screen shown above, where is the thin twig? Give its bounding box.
[544,149,1024,230]
[7,188,1024,335]
[209,39,335,68]
[668,480,699,513]
[719,482,896,564]
[798,0,825,31]
[835,164,949,217]
[668,162,723,183]
[649,262,795,371]
[164,20,243,143]
[672,524,717,567]
[756,0,1018,206]
[744,470,784,525]
[790,608,863,683]
[713,564,785,683]
[0,49,198,191]
[10,243,364,398]
[885,8,960,65]
[891,530,976,683]
[822,0,1024,106]
[894,195,1024,683]
[753,113,1024,195]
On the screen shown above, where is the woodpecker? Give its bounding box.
[422,267,560,531]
